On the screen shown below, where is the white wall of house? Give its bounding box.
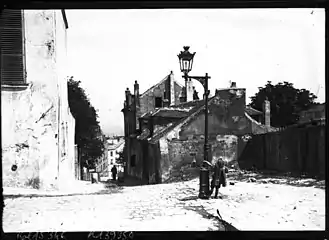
[108,141,125,173]
[1,10,75,190]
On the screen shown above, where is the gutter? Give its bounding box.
[61,9,69,29]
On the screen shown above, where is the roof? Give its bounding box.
[140,98,278,143]
[140,75,168,98]
[170,98,205,109]
[244,112,278,134]
[139,72,184,99]
[140,107,191,119]
[107,140,125,150]
[245,106,263,116]
[134,87,278,143]
[148,97,217,143]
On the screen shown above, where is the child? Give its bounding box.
[204,157,227,199]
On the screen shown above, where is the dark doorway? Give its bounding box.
[155,97,163,108]
[130,154,136,167]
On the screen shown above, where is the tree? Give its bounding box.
[249,81,318,127]
[67,76,105,169]
[116,145,125,165]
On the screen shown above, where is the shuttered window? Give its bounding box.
[0,9,26,85]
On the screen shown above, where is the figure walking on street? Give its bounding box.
[111,165,118,181]
[204,157,228,199]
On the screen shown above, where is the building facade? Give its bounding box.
[122,75,277,184]
[107,136,125,173]
[1,9,76,190]
[96,136,125,180]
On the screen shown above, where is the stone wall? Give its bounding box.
[156,88,249,182]
[1,10,74,190]
[158,135,237,182]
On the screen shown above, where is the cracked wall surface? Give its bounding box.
[158,88,248,182]
[1,10,75,190]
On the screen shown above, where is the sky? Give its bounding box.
[65,9,325,137]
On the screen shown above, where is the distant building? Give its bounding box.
[96,136,125,180]
[96,134,109,177]
[108,136,125,171]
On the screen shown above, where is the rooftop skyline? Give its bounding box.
[66,9,325,136]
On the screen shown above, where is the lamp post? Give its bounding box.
[177,46,211,199]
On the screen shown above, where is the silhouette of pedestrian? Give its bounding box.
[111,165,118,181]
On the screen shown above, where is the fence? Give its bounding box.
[74,145,81,180]
[238,124,325,178]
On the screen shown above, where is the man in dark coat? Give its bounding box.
[111,165,118,181]
[204,157,227,199]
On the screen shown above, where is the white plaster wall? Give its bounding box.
[54,10,76,189]
[2,10,60,189]
[1,10,75,190]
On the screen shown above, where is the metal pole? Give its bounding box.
[204,73,209,163]
[199,73,210,199]
[184,72,188,102]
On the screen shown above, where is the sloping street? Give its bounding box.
[3,174,325,232]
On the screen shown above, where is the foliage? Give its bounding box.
[116,144,125,165]
[249,81,318,127]
[67,76,105,169]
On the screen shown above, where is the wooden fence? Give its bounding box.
[237,124,325,178]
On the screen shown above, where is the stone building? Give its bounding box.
[122,72,277,184]
[1,9,76,190]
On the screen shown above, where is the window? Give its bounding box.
[110,151,113,157]
[130,155,136,167]
[0,9,26,85]
[155,97,162,108]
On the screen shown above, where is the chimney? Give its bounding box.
[134,80,140,106]
[169,71,175,106]
[179,87,186,103]
[125,88,131,107]
[134,80,140,131]
[263,99,271,127]
[131,94,137,133]
[231,82,237,88]
[185,78,194,102]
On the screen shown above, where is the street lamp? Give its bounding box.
[177,46,211,199]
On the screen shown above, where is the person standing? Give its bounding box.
[111,165,118,181]
[203,157,227,199]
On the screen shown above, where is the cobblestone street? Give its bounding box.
[3,177,325,232]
